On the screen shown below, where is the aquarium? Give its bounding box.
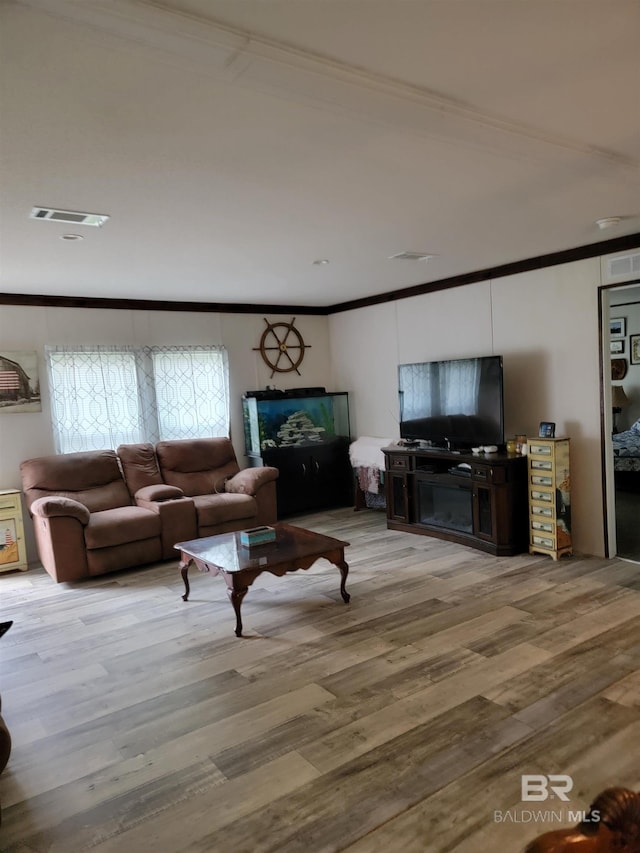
[242,391,350,455]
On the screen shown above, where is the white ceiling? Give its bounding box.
[1,0,639,309]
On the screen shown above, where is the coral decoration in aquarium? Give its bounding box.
[256,399,335,449]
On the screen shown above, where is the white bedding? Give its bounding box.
[348,436,394,470]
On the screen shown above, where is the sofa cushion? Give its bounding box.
[84,506,161,550]
[117,443,164,495]
[156,438,240,497]
[193,493,257,528]
[21,450,131,513]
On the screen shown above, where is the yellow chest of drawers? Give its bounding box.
[0,489,28,573]
[528,437,572,560]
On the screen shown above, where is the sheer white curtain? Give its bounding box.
[46,345,229,453]
[151,347,229,441]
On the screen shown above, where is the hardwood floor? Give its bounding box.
[1,507,639,852]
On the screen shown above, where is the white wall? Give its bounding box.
[330,257,605,557]
[0,305,332,561]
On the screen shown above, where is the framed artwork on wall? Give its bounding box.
[611,317,627,338]
[631,335,640,365]
[0,350,41,413]
[611,358,628,380]
[611,340,625,354]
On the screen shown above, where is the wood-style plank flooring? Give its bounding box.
[1,508,639,852]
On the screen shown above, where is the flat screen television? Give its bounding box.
[398,355,504,449]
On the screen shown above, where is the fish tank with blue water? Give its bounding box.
[242,390,350,457]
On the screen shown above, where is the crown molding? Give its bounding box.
[14,0,640,178]
[3,232,640,315]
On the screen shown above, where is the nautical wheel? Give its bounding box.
[253,317,311,377]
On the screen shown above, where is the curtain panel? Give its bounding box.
[45,345,229,454]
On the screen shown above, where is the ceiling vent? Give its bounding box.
[607,252,640,281]
[29,207,109,227]
[388,251,436,262]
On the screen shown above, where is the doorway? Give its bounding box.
[605,283,640,560]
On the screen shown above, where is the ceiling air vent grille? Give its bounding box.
[607,252,640,280]
[29,207,109,227]
[388,251,436,262]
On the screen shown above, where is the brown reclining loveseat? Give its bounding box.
[20,438,278,583]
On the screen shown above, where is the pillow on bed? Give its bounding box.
[630,419,640,434]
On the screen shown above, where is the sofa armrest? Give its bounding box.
[29,496,90,525]
[225,466,279,496]
[29,498,90,582]
[134,484,184,503]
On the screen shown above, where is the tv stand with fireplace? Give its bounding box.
[382,446,528,556]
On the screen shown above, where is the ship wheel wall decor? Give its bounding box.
[253,318,311,377]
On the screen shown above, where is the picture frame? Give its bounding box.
[611,358,628,380]
[610,317,626,338]
[631,335,640,365]
[538,421,556,438]
[0,350,41,413]
[610,340,625,354]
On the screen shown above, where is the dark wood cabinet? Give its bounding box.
[386,452,411,522]
[255,438,353,517]
[383,447,528,556]
[242,390,352,517]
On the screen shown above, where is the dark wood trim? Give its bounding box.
[328,232,640,313]
[0,293,327,315]
[2,232,640,316]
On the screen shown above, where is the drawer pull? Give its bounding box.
[530,444,552,455]
[531,475,552,486]
[532,505,553,517]
[532,534,554,548]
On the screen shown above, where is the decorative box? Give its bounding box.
[240,526,276,547]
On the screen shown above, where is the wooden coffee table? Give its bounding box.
[175,523,350,637]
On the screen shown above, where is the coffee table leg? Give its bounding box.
[338,560,350,603]
[227,585,249,637]
[180,559,192,601]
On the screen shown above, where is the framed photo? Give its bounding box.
[539,421,556,438]
[610,317,626,338]
[631,335,640,364]
[611,339,625,354]
[611,358,628,380]
[0,350,41,413]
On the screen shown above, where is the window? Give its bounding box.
[45,345,229,453]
